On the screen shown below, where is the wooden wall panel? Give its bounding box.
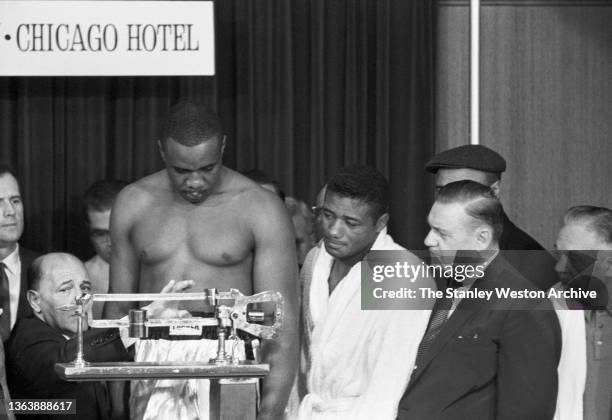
[435,0,612,248]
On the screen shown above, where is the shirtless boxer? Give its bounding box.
[104,102,299,419]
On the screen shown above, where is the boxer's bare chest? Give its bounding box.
[131,198,255,292]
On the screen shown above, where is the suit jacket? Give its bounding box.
[499,213,558,290]
[397,255,562,420]
[6,317,131,420]
[16,247,39,322]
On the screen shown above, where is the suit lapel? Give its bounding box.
[407,256,506,388]
[17,248,37,320]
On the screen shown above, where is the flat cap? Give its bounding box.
[425,145,506,174]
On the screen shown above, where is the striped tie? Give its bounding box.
[414,291,452,363]
[411,281,460,378]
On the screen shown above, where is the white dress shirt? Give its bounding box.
[1,245,22,329]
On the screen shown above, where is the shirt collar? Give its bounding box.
[1,244,20,276]
[482,249,499,268]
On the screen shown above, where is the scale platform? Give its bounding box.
[55,361,269,381]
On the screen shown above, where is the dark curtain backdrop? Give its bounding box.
[0,0,434,260]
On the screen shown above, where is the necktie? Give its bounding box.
[413,288,452,367]
[412,274,463,375]
[0,263,11,341]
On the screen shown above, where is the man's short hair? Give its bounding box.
[161,101,224,147]
[326,165,389,220]
[0,163,17,178]
[436,180,504,242]
[83,180,128,216]
[563,205,612,244]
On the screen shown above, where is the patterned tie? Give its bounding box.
[413,288,452,368]
[0,263,11,341]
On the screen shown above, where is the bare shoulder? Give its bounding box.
[113,171,166,220]
[223,169,290,225]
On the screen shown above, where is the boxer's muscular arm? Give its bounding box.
[251,195,299,420]
[104,186,144,419]
[104,186,140,319]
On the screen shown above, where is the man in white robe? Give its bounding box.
[297,165,432,419]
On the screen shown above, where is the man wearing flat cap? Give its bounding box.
[425,144,557,290]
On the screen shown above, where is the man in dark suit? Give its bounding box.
[0,164,39,341]
[6,252,195,419]
[12,246,37,329]
[425,145,557,289]
[6,253,131,420]
[397,181,561,420]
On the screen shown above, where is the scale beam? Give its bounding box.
[56,361,269,381]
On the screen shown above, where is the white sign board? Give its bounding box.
[0,1,215,76]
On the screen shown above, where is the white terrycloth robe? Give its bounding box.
[297,229,431,420]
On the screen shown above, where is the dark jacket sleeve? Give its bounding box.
[8,318,131,394]
[60,328,131,364]
[496,306,562,420]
